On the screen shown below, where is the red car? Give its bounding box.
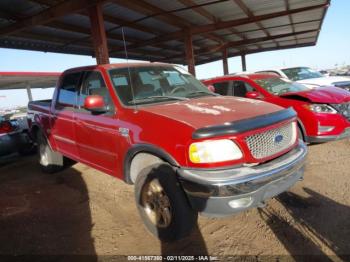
[203,74,350,143]
[28,64,307,240]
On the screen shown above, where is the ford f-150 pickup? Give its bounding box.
[28,63,307,241]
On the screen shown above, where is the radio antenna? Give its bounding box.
[121,27,137,112]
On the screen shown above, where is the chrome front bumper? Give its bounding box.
[177,141,307,217]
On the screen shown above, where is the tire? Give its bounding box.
[37,129,64,173]
[297,125,304,142]
[134,163,198,241]
[18,132,36,156]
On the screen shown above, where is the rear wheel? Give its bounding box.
[134,163,198,241]
[37,130,64,173]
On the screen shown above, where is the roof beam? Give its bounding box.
[0,0,106,37]
[9,30,166,59]
[166,29,318,60]
[196,42,315,65]
[284,0,297,43]
[109,2,329,54]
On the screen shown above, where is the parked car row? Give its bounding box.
[16,62,348,241]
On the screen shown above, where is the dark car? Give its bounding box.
[0,116,34,157]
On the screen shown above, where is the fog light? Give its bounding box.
[318,125,335,133]
[228,197,253,209]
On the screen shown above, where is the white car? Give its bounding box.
[256,67,350,91]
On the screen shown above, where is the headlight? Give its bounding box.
[189,139,242,164]
[305,104,337,114]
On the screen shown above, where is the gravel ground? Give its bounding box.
[0,139,349,261]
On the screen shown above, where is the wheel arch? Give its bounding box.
[297,118,307,141]
[123,144,179,184]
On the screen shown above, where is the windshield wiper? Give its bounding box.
[129,95,189,104]
[186,91,219,97]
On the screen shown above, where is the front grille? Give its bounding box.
[331,103,350,120]
[246,122,296,159]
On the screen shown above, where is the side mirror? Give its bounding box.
[207,85,215,92]
[84,95,107,114]
[246,91,262,99]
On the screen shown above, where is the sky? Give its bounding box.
[0,0,349,108]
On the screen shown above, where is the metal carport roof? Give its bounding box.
[0,72,60,90]
[0,0,330,70]
[0,72,60,101]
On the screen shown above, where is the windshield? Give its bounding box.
[108,65,214,106]
[255,77,310,96]
[282,67,323,81]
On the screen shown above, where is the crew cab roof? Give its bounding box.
[63,62,175,74]
[204,73,279,82]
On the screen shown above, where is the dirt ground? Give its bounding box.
[0,139,349,260]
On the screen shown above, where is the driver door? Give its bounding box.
[74,70,119,175]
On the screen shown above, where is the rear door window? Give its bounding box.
[56,72,82,109]
[232,81,255,97]
[212,82,232,96]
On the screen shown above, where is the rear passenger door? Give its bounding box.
[74,71,119,175]
[212,81,233,96]
[52,72,81,159]
[231,81,256,97]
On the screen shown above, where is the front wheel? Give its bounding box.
[134,163,198,241]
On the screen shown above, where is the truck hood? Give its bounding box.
[140,96,283,129]
[297,76,350,87]
[281,86,350,104]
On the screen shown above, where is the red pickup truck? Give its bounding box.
[203,74,350,143]
[28,63,307,240]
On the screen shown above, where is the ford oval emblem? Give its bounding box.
[274,134,284,144]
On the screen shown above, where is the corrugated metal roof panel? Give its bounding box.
[201,1,247,21]
[260,16,291,28]
[289,0,328,9]
[267,25,293,36]
[173,10,211,25]
[59,14,92,29]
[0,0,45,17]
[234,22,260,32]
[0,0,330,65]
[244,30,267,39]
[294,21,321,31]
[243,0,286,16]
[296,37,316,44]
[145,0,186,11]
[292,9,324,23]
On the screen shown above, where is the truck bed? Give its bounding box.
[28,99,52,114]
